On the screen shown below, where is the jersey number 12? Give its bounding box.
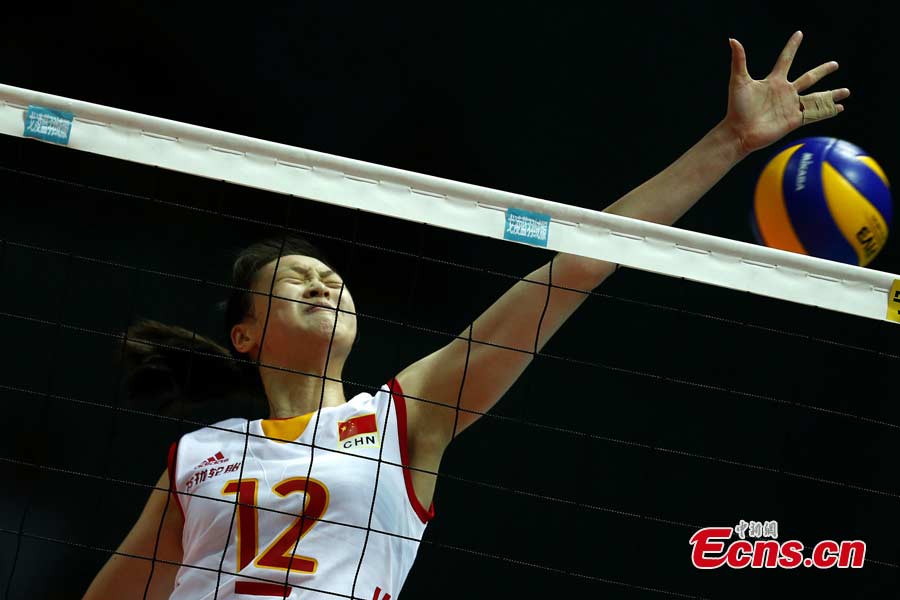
[222,477,330,574]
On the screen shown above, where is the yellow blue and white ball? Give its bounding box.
[752,137,892,266]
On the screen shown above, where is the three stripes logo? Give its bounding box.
[195,451,228,469]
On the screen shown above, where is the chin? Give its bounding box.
[306,323,353,348]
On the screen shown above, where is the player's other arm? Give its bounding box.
[398,32,846,505]
[400,32,851,439]
[82,469,183,600]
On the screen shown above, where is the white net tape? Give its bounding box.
[1,83,898,324]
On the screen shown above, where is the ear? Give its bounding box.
[230,322,256,355]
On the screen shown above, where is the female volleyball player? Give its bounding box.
[83,32,847,599]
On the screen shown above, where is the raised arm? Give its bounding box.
[82,469,183,600]
[396,32,849,506]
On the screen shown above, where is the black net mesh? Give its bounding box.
[1,128,898,600]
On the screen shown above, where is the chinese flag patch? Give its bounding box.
[338,413,378,442]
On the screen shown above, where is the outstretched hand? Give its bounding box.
[724,31,850,155]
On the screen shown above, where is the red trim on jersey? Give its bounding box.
[388,378,435,524]
[167,441,185,520]
[234,581,293,596]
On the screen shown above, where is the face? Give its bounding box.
[232,254,357,363]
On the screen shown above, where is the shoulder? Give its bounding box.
[176,417,249,446]
[346,381,402,409]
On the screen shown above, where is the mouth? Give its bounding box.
[305,302,336,313]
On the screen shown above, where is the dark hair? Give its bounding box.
[120,235,336,417]
[223,236,335,357]
[120,320,246,415]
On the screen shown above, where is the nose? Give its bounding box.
[303,279,330,300]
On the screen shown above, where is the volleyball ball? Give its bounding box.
[751,137,892,266]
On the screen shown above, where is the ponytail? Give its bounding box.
[120,320,264,419]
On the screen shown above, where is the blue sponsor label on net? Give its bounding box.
[503,208,550,247]
[23,105,74,145]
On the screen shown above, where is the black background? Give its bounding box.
[1,2,898,599]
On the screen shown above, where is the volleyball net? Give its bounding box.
[1,84,898,599]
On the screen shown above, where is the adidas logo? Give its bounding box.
[195,451,229,468]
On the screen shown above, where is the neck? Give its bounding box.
[260,358,347,418]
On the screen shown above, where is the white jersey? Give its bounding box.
[167,379,433,600]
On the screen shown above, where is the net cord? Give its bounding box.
[0,83,896,323]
